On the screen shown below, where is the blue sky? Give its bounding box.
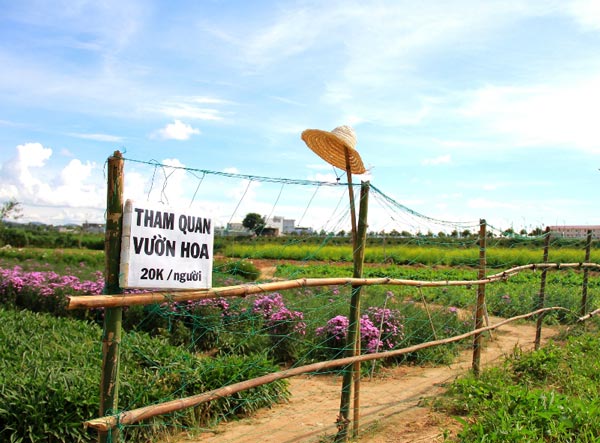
[1,0,600,233]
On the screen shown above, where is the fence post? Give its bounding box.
[535,227,551,350]
[472,219,486,377]
[99,151,124,443]
[336,181,369,443]
[581,229,593,317]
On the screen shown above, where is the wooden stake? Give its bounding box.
[335,148,367,443]
[581,229,592,317]
[352,182,369,437]
[535,227,551,350]
[99,151,124,443]
[472,219,486,377]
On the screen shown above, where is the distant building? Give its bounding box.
[82,222,105,234]
[265,216,314,236]
[215,222,253,237]
[265,216,294,234]
[290,226,314,235]
[548,225,600,239]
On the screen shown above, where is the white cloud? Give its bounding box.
[567,0,600,31]
[125,157,192,208]
[467,198,516,209]
[306,163,333,171]
[60,159,95,187]
[0,143,105,223]
[4,0,144,52]
[68,132,123,142]
[461,77,600,151]
[422,154,451,166]
[6,143,53,195]
[153,120,200,141]
[149,97,229,121]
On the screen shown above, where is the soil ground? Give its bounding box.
[166,261,559,442]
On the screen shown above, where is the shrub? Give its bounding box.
[216,259,260,281]
[438,332,600,442]
[252,293,307,363]
[0,265,104,316]
[0,308,289,443]
[314,308,404,359]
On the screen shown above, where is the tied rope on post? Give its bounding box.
[301,125,368,442]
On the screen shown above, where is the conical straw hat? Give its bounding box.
[301,125,366,174]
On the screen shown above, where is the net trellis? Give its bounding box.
[101,156,599,442]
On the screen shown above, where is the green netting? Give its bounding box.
[1,155,598,443]
[90,157,598,441]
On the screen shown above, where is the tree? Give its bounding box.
[242,213,265,235]
[529,227,544,236]
[0,199,22,225]
[503,227,515,237]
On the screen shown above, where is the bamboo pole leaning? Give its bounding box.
[67,262,600,311]
[84,306,571,432]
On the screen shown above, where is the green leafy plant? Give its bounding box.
[0,308,289,443]
[437,331,600,442]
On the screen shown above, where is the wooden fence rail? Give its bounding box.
[68,262,600,310]
[85,306,577,432]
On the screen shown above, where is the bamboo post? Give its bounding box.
[472,219,486,377]
[535,227,551,350]
[581,229,592,317]
[352,182,369,437]
[334,148,358,443]
[336,170,369,443]
[99,151,124,443]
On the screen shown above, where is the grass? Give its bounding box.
[0,247,103,280]
[1,244,598,441]
[0,308,289,443]
[435,324,600,442]
[221,243,600,267]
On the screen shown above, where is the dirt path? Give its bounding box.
[169,318,558,443]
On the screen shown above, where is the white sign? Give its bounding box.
[119,200,214,289]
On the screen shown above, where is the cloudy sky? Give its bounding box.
[1,0,600,233]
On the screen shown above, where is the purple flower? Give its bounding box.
[317,308,404,354]
[252,292,306,336]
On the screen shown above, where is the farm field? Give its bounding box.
[1,245,599,442]
[168,314,562,443]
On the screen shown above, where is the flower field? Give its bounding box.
[1,244,597,442]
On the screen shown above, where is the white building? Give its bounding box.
[548,225,600,239]
[265,216,314,236]
[265,216,295,234]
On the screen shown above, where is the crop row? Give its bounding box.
[222,243,597,267]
